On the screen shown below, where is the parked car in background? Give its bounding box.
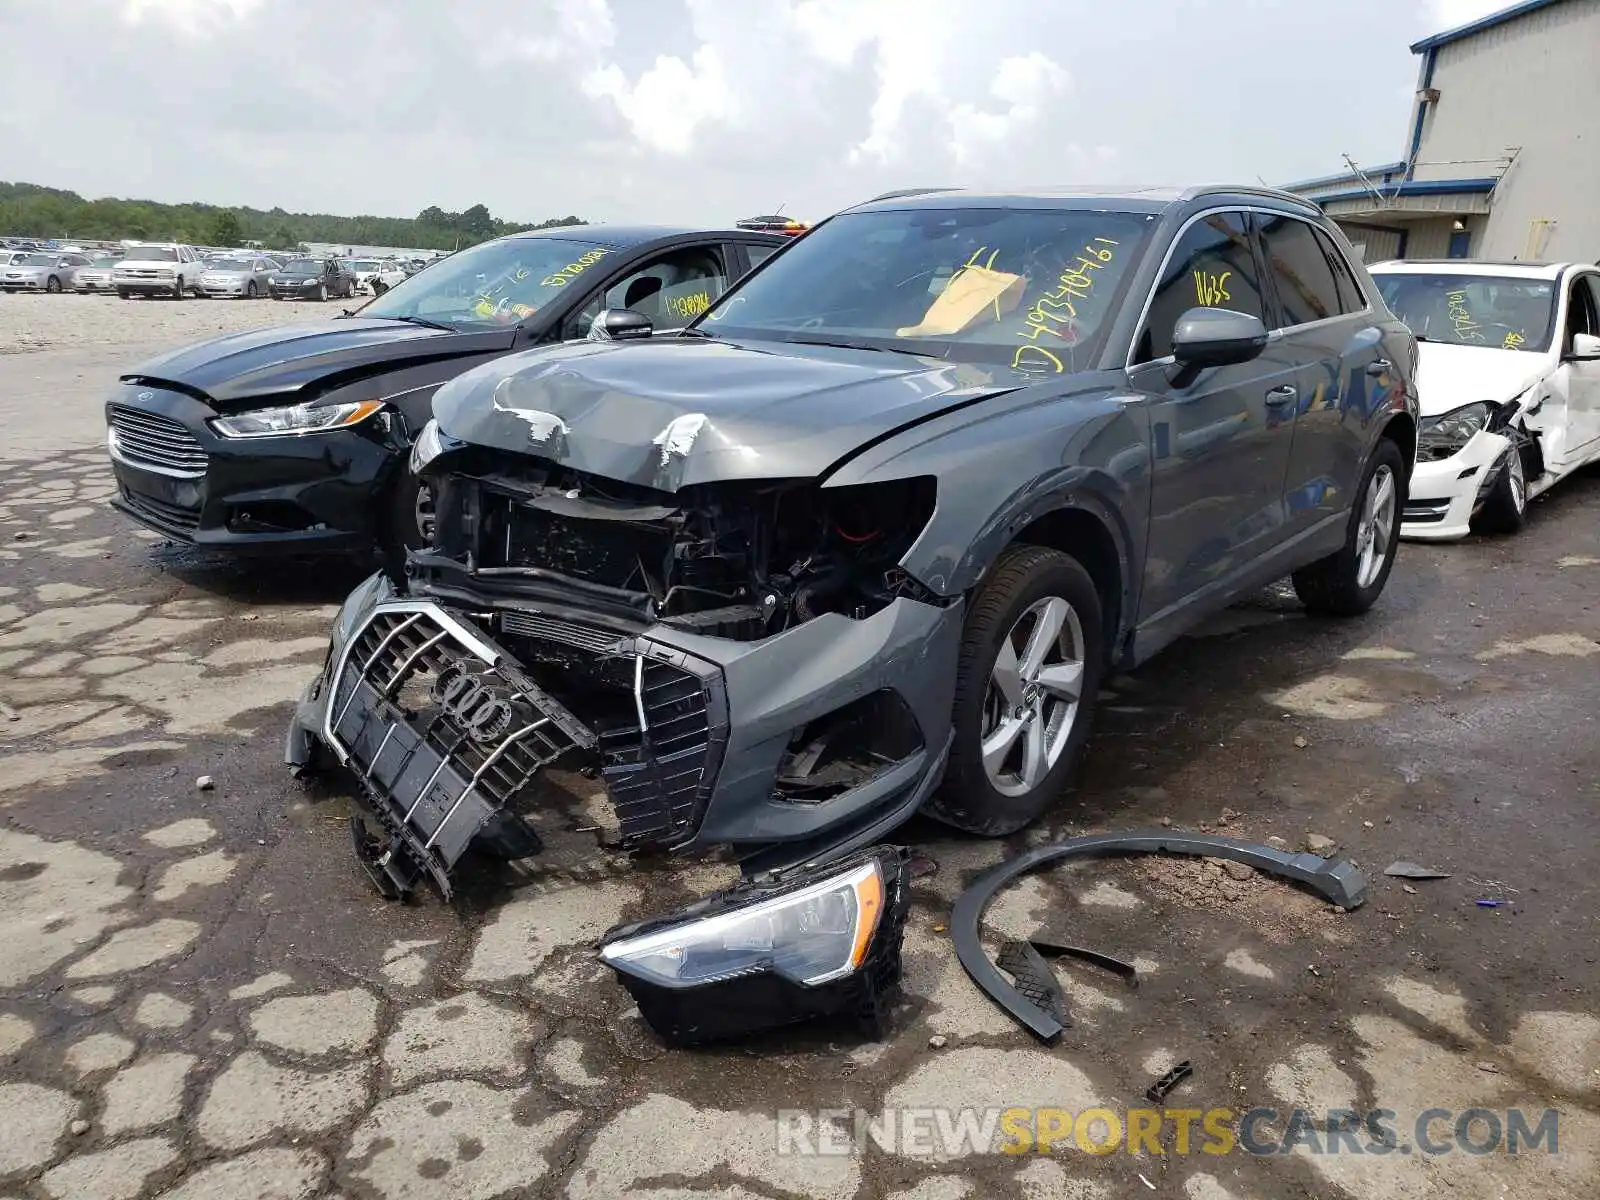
[200,256,276,299]
[267,257,357,301]
[104,225,783,561]
[74,256,123,293]
[283,185,1420,902]
[1371,259,1600,538]
[736,213,810,237]
[114,244,206,299]
[1,251,92,293]
[348,258,407,295]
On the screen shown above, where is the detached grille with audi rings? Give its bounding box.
[325,604,592,892]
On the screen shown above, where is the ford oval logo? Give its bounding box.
[430,664,515,743]
[138,391,154,402]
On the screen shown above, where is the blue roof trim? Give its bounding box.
[1409,0,1566,52]
[1306,178,1499,206]
[1282,161,1406,191]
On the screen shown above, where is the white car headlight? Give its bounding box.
[1419,401,1500,458]
[601,857,886,989]
[210,400,383,439]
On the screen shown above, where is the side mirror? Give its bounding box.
[1568,332,1600,360]
[588,307,653,342]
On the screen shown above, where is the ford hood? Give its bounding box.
[1415,341,1550,418]
[431,335,1020,490]
[124,318,518,406]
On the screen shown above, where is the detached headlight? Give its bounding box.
[600,847,910,1045]
[1419,401,1500,460]
[210,399,383,439]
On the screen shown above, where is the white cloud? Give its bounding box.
[1425,0,1511,30]
[583,43,737,156]
[948,52,1070,167]
[121,0,262,36]
[490,0,615,65]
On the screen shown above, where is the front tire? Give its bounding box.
[117,288,131,299]
[1470,444,1527,535]
[46,276,61,294]
[245,280,258,299]
[381,473,434,570]
[316,283,328,302]
[927,544,1104,835]
[171,279,185,300]
[1293,438,1406,616]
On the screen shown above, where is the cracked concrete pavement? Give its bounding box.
[1,297,1597,1198]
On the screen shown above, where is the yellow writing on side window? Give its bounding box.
[1010,237,1119,374]
[1193,270,1232,307]
[664,291,712,320]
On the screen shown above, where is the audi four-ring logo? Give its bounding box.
[431,664,515,743]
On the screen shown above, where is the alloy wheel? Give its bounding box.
[979,595,1085,797]
[1355,463,1397,589]
[1506,447,1527,513]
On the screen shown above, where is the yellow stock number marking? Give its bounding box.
[1012,237,1119,374]
[1194,270,1232,306]
[663,291,712,320]
[1503,330,1526,350]
[540,248,609,288]
[1445,289,1486,344]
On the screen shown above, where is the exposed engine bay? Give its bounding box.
[406,448,942,640]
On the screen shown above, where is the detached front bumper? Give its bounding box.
[105,384,398,553]
[287,573,961,899]
[1400,429,1513,541]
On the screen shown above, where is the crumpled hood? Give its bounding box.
[1415,341,1549,417]
[431,335,1019,490]
[124,318,517,407]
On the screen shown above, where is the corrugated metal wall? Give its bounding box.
[1415,0,1600,260]
[1335,224,1402,263]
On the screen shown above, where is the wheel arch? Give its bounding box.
[1378,412,1417,486]
[991,503,1129,667]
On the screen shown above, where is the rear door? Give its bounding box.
[1129,208,1301,629]
[1256,212,1388,540]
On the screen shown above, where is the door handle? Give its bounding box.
[1366,359,1391,377]
[1265,385,1298,407]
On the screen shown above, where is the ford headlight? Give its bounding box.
[1419,401,1499,460]
[599,848,910,1045]
[210,400,383,439]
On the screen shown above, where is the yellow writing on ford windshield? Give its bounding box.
[1011,237,1120,374]
[541,248,609,288]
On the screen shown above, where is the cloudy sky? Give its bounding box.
[1,0,1511,226]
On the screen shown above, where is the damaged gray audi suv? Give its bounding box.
[286,185,1416,1039]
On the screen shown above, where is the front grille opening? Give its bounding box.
[226,501,318,534]
[774,689,924,804]
[109,404,208,476]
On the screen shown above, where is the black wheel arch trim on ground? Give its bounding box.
[950,830,1369,1042]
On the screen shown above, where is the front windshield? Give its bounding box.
[1376,273,1555,352]
[359,235,612,329]
[20,254,56,266]
[282,259,319,272]
[134,248,182,262]
[350,260,380,271]
[699,207,1156,373]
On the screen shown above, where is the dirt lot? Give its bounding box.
[1,291,1597,1199]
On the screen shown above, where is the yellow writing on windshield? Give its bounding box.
[1445,289,1486,343]
[1194,270,1232,306]
[1011,237,1119,374]
[541,249,609,288]
[1503,330,1526,350]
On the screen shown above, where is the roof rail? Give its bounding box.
[859,186,965,204]
[1184,184,1325,213]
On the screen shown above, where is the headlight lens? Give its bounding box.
[602,858,886,989]
[210,400,383,439]
[1419,401,1498,459]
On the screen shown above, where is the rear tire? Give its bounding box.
[1293,438,1406,616]
[316,283,328,302]
[117,288,131,299]
[926,544,1104,836]
[1470,444,1527,535]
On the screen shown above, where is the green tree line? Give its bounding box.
[0,182,585,250]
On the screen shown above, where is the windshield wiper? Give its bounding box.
[366,314,457,333]
[679,326,716,339]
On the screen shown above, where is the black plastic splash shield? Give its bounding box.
[950,831,1368,1043]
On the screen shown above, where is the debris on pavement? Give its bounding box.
[1028,939,1140,989]
[951,830,1368,1041]
[1304,833,1337,855]
[1145,1059,1194,1104]
[1385,861,1451,879]
[1476,898,1508,908]
[195,775,214,791]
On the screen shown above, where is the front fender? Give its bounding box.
[822,378,1152,599]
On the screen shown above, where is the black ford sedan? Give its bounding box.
[105,225,784,558]
[267,256,357,302]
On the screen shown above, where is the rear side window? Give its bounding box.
[1135,210,1265,363]
[1258,214,1343,328]
[1313,227,1366,313]
[744,244,779,269]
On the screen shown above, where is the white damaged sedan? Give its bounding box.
[1371,260,1600,539]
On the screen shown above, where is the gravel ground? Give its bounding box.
[0,299,1596,1199]
[0,290,361,356]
